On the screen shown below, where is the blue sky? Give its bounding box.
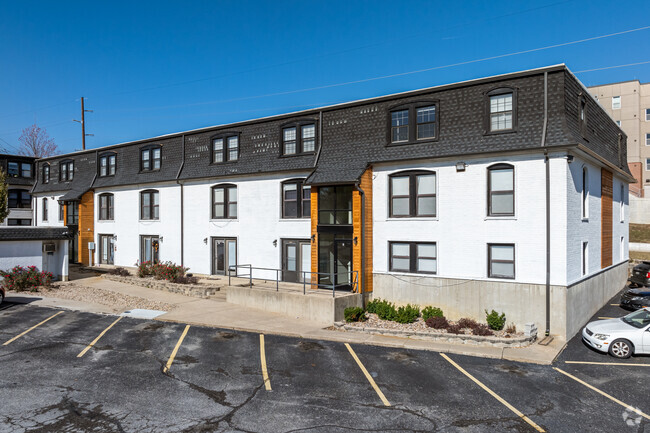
[1,0,649,154]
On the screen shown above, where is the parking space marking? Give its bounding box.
[441,353,545,432]
[597,317,616,320]
[565,361,650,367]
[2,311,63,346]
[610,304,620,306]
[163,325,190,373]
[259,334,272,391]
[77,316,123,358]
[344,343,390,407]
[554,367,650,420]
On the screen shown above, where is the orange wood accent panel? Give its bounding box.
[601,169,613,268]
[352,168,373,293]
[78,191,95,266]
[310,187,318,289]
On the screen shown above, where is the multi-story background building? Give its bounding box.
[0,154,35,226]
[588,80,650,197]
[31,65,631,339]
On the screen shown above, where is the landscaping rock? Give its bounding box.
[102,274,221,299]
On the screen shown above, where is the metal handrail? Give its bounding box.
[227,264,359,297]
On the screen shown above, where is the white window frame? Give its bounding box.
[646,108,650,121]
[646,158,650,171]
[612,96,621,110]
[646,133,650,146]
[581,166,589,220]
[620,184,625,223]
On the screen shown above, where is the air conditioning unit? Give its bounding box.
[43,243,56,253]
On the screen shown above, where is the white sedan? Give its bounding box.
[582,307,650,359]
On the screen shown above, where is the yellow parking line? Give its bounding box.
[2,311,63,346]
[163,325,190,373]
[610,304,620,306]
[77,316,123,358]
[344,343,390,407]
[554,367,650,420]
[260,334,271,391]
[597,317,616,320]
[441,353,545,432]
[565,361,650,367]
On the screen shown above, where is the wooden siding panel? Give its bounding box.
[352,168,373,293]
[78,191,95,266]
[310,187,318,289]
[601,169,613,268]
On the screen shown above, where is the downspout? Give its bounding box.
[176,135,186,267]
[32,160,40,226]
[353,183,366,309]
[313,111,323,168]
[541,71,550,337]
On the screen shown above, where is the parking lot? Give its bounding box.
[1,293,649,433]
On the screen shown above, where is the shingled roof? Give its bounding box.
[0,227,72,241]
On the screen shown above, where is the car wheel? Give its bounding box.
[609,339,633,359]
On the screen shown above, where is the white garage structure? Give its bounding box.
[0,227,71,281]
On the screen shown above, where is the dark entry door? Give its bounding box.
[99,234,114,264]
[282,239,311,283]
[212,238,237,275]
[318,234,353,290]
[140,235,160,264]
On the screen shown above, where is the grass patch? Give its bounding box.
[630,224,650,243]
[630,251,650,261]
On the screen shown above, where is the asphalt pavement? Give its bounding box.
[1,295,650,432]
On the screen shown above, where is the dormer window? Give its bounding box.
[141,146,161,171]
[7,161,32,178]
[388,102,438,144]
[60,160,74,181]
[42,164,50,184]
[99,153,116,177]
[212,133,239,163]
[281,121,316,156]
[486,88,517,133]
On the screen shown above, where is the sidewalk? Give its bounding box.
[5,275,566,365]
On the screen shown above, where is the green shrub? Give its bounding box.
[344,307,367,323]
[425,316,449,329]
[0,266,53,292]
[366,299,397,321]
[421,306,443,321]
[394,304,420,324]
[485,309,506,331]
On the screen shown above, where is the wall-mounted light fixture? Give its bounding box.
[353,236,358,246]
[311,234,316,243]
[160,237,164,242]
[567,155,574,163]
[203,238,208,244]
[273,239,278,247]
[455,162,467,172]
[112,235,117,241]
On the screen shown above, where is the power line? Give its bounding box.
[0,99,78,120]
[574,60,650,73]
[116,24,650,112]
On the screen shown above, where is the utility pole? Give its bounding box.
[73,97,93,150]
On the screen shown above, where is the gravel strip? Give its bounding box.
[11,283,176,313]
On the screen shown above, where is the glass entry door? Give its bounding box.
[99,234,115,265]
[212,238,237,275]
[282,239,311,283]
[318,234,353,290]
[140,235,160,264]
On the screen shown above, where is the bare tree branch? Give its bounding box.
[17,124,59,158]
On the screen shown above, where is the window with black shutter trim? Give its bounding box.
[281,179,311,218]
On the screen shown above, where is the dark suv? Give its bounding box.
[629,261,650,287]
[622,261,650,309]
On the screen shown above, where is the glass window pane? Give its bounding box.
[391,110,409,127]
[302,186,311,199]
[21,163,31,177]
[417,174,435,194]
[213,188,224,203]
[417,244,436,258]
[490,169,513,191]
[213,139,223,151]
[213,204,224,218]
[228,203,237,218]
[491,193,514,214]
[153,148,161,159]
[319,210,334,224]
[491,245,514,261]
[417,123,436,139]
[392,258,410,270]
[302,200,310,217]
[416,106,435,123]
[392,176,409,195]
[287,245,297,271]
[142,193,150,207]
[227,136,238,148]
[284,141,296,154]
[303,138,315,152]
[284,183,297,199]
[7,162,18,176]
[491,262,514,278]
[285,202,298,217]
[418,258,437,273]
[392,197,410,216]
[392,126,408,142]
[153,192,159,205]
[284,127,296,141]
[392,243,410,256]
[142,151,149,160]
[301,124,315,138]
[228,187,237,202]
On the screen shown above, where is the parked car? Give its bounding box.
[628,261,650,287]
[620,287,650,310]
[582,308,650,358]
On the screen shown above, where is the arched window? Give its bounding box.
[211,132,239,163]
[99,152,117,177]
[281,120,317,156]
[140,146,161,171]
[486,87,517,133]
[487,164,514,216]
[389,170,436,217]
[99,193,114,220]
[140,190,159,220]
[281,179,310,218]
[59,160,74,181]
[211,184,237,219]
[388,101,438,144]
[42,163,50,184]
[582,166,589,219]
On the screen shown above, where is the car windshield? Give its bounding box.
[621,309,650,329]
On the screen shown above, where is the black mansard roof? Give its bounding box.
[32,64,632,196]
[0,227,71,242]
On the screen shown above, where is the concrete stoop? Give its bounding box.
[226,285,363,325]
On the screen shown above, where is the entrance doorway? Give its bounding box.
[99,234,115,265]
[318,233,353,290]
[140,235,160,264]
[281,239,311,283]
[212,237,237,275]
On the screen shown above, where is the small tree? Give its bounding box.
[0,168,8,224]
[17,124,58,158]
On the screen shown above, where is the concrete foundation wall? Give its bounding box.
[565,260,628,339]
[226,286,362,325]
